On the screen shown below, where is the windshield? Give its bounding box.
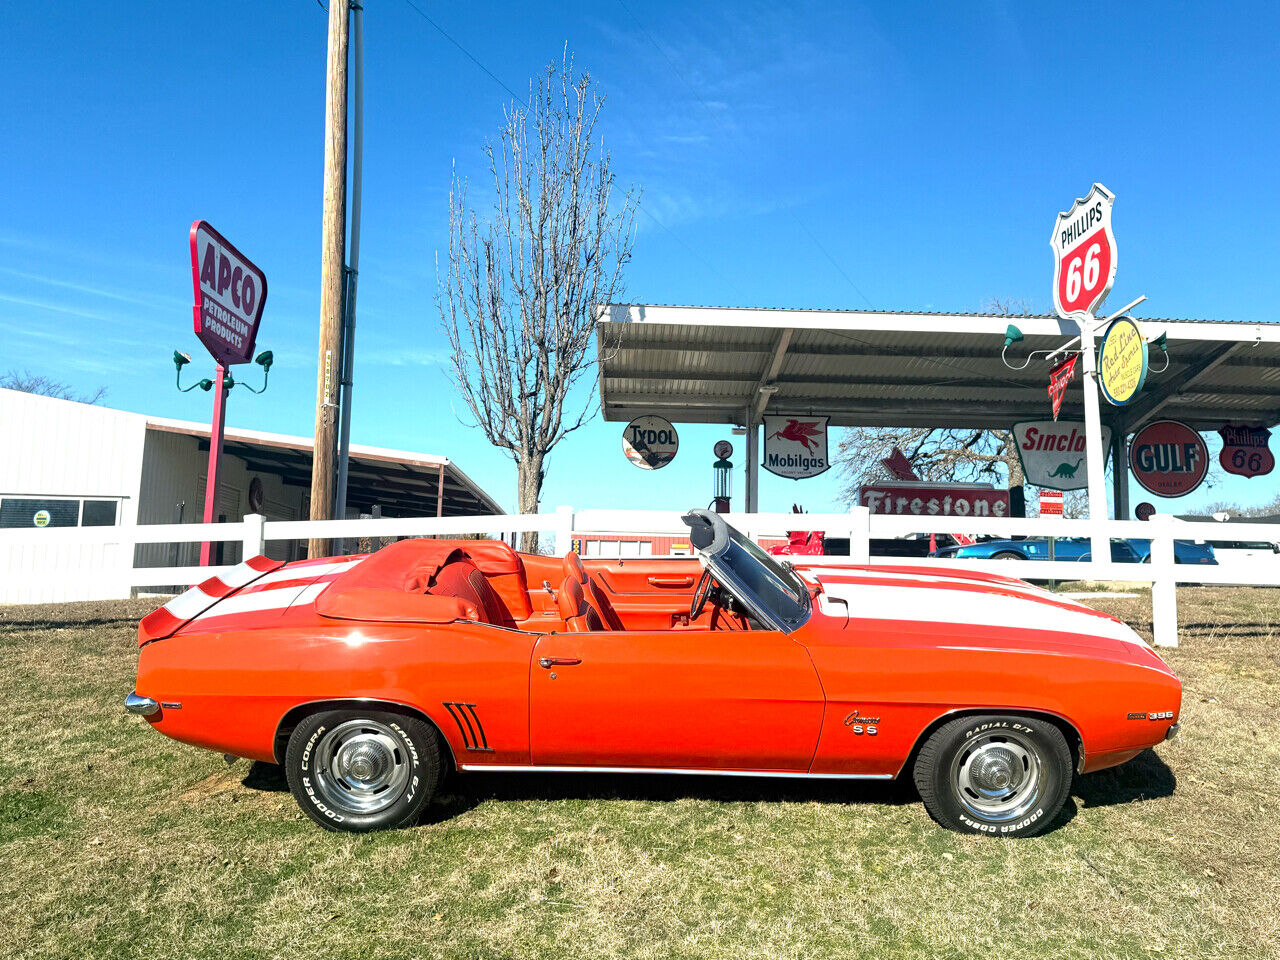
[714,525,811,631]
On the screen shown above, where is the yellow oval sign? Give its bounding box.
[33,509,51,528]
[1098,316,1148,406]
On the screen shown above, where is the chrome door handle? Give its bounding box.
[539,657,582,668]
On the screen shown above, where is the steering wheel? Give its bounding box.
[690,568,715,620]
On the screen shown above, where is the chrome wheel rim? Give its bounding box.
[311,719,411,816]
[951,730,1042,822]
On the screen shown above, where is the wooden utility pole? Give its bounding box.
[309,0,349,559]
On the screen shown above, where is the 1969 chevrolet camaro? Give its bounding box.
[127,510,1181,837]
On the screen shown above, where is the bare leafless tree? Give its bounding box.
[438,55,636,550]
[833,297,1064,511]
[1,370,106,404]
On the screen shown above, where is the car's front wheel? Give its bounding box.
[285,709,443,832]
[913,714,1072,837]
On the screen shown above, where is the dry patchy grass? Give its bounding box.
[0,590,1277,959]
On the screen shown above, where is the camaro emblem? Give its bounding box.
[843,710,880,736]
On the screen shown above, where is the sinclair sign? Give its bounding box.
[189,220,268,367]
[1013,420,1113,491]
[1051,183,1117,321]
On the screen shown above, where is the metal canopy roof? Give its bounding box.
[146,418,503,517]
[596,304,1280,432]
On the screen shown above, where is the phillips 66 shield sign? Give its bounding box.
[190,220,268,367]
[1051,183,1117,320]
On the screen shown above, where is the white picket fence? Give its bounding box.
[2,507,1278,647]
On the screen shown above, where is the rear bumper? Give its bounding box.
[124,691,159,716]
[1165,722,1180,741]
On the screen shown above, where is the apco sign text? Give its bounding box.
[1013,420,1112,491]
[622,416,678,470]
[1129,420,1208,497]
[763,416,829,479]
[190,220,268,367]
[859,484,1010,518]
[1051,183,1116,320]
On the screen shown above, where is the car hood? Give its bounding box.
[797,562,1166,665]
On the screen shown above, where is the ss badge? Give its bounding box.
[843,710,879,736]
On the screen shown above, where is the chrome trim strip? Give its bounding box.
[456,764,893,780]
[124,691,160,716]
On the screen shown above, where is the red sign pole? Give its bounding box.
[199,363,229,566]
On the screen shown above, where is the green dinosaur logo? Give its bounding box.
[1047,457,1083,478]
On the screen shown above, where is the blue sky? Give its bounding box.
[3,0,1278,516]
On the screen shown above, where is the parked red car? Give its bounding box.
[128,510,1180,837]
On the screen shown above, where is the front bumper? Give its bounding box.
[124,691,159,716]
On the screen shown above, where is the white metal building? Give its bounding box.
[0,388,502,603]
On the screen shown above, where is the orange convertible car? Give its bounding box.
[127,510,1180,837]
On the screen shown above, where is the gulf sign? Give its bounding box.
[1129,420,1208,497]
[1051,183,1116,320]
[859,484,1010,518]
[189,220,267,366]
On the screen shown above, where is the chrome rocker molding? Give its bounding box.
[124,691,160,716]
[457,764,893,780]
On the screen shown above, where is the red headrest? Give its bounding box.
[562,551,586,584]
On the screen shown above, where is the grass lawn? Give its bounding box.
[1,588,1278,959]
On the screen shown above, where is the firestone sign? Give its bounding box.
[763,416,829,479]
[859,484,1010,518]
[189,220,268,367]
[1051,183,1117,321]
[1013,420,1112,491]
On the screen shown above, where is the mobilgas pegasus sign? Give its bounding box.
[763,416,829,479]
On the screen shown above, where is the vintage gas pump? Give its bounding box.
[712,440,734,514]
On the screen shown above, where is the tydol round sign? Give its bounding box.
[1129,420,1208,497]
[1098,316,1147,405]
[623,416,678,470]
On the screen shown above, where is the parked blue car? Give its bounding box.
[931,538,1216,564]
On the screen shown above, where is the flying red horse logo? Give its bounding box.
[770,419,823,453]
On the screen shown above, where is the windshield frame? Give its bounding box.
[682,510,813,633]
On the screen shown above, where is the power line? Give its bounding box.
[398,0,725,282]
[791,214,875,310]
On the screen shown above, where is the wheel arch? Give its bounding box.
[897,707,1085,779]
[273,697,458,770]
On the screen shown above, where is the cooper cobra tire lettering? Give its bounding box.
[285,709,444,834]
[915,714,1072,839]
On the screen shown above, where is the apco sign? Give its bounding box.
[189,220,267,367]
[1130,420,1208,497]
[859,484,1010,518]
[763,416,829,479]
[1051,183,1117,320]
[1097,315,1148,406]
[622,415,678,470]
[1218,424,1275,478]
[1013,420,1112,491]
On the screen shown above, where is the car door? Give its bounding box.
[529,627,824,771]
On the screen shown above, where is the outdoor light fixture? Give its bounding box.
[1147,328,1170,373]
[236,350,274,394]
[173,351,209,392]
[1003,324,1024,348]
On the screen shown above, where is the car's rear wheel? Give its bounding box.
[990,551,1025,560]
[285,710,443,832]
[913,714,1072,837]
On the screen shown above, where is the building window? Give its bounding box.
[0,497,121,529]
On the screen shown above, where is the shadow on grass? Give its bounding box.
[241,750,1175,833]
[1074,748,1176,808]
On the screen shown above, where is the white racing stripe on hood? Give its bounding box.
[252,557,363,586]
[810,567,1055,599]
[816,580,1148,649]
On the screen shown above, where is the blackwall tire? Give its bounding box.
[285,710,442,833]
[913,714,1072,837]
[990,551,1025,560]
